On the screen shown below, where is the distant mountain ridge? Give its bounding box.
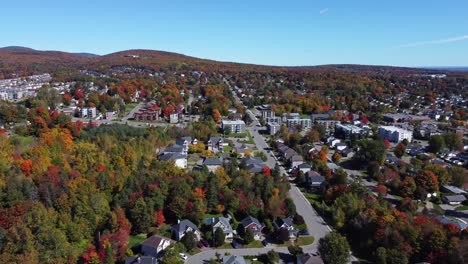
[0,46,462,77]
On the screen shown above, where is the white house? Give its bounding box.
[171,219,202,241]
[140,235,173,257]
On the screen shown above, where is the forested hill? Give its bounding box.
[0,46,454,79]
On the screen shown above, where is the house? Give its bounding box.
[305,171,326,191]
[212,216,235,241]
[159,153,187,169]
[240,216,264,240]
[327,137,341,148]
[339,148,354,158]
[284,148,298,161]
[298,163,312,174]
[385,153,399,165]
[297,254,324,264]
[335,143,347,151]
[259,105,275,119]
[274,217,298,240]
[80,107,97,118]
[241,157,266,173]
[435,215,468,231]
[223,255,249,264]
[175,136,195,154]
[443,195,467,205]
[125,256,158,264]
[290,155,304,168]
[140,235,173,257]
[234,144,254,158]
[208,137,224,153]
[134,103,161,121]
[169,113,179,123]
[203,157,223,173]
[171,219,201,241]
[442,185,467,195]
[163,144,186,155]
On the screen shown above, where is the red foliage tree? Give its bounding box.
[154,210,165,227]
[383,139,391,149]
[262,166,271,176]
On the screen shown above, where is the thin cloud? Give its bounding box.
[319,8,329,15]
[396,35,468,48]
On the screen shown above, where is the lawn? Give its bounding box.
[125,103,139,112]
[278,236,315,247]
[128,233,147,249]
[244,240,264,248]
[456,205,468,211]
[10,135,35,147]
[238,131,255,144]
[217,243,234,249]
[188,247,202,255]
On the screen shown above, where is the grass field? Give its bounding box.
[128,233,147,249]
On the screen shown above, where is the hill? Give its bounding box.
[0,46,455,78]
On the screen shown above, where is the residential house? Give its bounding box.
[284,148,297,161]
[241,157,266,173]
[339,148,354,158]
[171,219,201,241]
[326,137,341,148]
[274,217,298,240]
[290,155,304,168]
[435,215,468,231]
[140,235,173,257]
[223,255,249,264]
[208,137,224,153]
[443,195,467,205]
[125,256,158,264]
[442,185,467,195]
[234,143,254,158]
[305,171,326,192]
[240,216,264,240]
[163,144,186,155]
[175,137,195,154]
[335,143,347,151]
[212,216,235,241]
[134,103,161,121]
[159,153,187,169]
[297,254,324,264]
[203,158,223,173]
[297,163,312,174]
[169,113,178,123]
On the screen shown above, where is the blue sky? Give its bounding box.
[1,0,467,66]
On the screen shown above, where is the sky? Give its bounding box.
[1,0,467,67]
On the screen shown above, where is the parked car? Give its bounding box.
[197,242,205,248]
[179,253,188,260]
[201,239,210,247]
[299,230,310,236]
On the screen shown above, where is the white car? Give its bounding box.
[179,253,188,260]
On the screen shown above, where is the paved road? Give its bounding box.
[187,80,334,264]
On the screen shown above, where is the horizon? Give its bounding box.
[1,0,468,67]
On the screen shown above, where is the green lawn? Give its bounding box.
[217,243,234,249]
[125,103,139,112]
[278,236,315,247]
[244,240,263,248]
[128,233,147,249]
[10,135,35,147]
[296,236,315,246]
[456,205,468,211]
[189,247,202,255]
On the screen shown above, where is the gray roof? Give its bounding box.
[290,155,304,162]
[297,254,324,264]
[164,144,184,153]
[159,153,186,161]
[141,235,171,249]
[275,217,294,228]
[444,195,467,203]
[176,137,192,145]
[298,163,312,168]
[223,255,248,264]
[213,217,233,233]
[435,216,468,231]
[442,185,467,195]
[240,216,262,228]
[125,256,158,264]
[171,219,199,234]
[203,157,223,166]
[209,137,223,143]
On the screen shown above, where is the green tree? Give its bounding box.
[243,228,254,244]
[214,227,225,247]
[428,135,445,153]
[181,231,198,251]
[288,245,303,257]
[449,167,467,188]
[355,139,386,165]
[129,198,153,233]
[318,232,351,264]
